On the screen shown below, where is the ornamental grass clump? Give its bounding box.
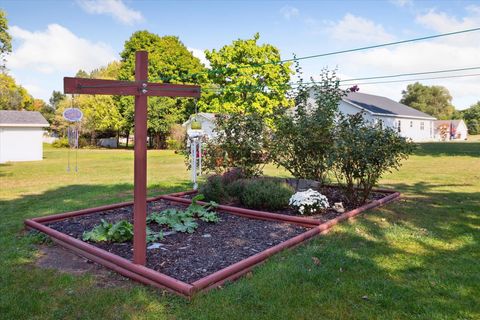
[289,189,330,215]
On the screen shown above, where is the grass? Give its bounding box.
[0,143,479,319]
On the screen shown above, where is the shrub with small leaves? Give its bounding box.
[239,179,294,210]
[200,175,229,203]
[289,189,329,215]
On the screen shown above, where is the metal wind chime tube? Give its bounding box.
[63,95,83,173]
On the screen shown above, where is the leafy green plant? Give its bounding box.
[147,194,220,234]
[199,175,229,203]
[271,68,346,185]
[333,113,415,205]
[202,113,271,177]
[239,179,294,210]
[82,219,163,243]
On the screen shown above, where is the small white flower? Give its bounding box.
[289,189,329,215]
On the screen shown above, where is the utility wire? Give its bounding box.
[154,26,480,84]
[200,71,480,93]
[338,72,480,86]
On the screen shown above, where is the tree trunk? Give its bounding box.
[125,130,129,148]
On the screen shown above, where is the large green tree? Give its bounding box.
[0,9,12,70]
[205,33,292,117]
[462,102,480,135]
[0,73,33,110]
[118,31,206,148]
[54,62,123,142]
[400,82,456,119]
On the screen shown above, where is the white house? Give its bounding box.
[0,110,49,163]
[182,113,216,138]
[433,120,468,141]
[312,91,437,142]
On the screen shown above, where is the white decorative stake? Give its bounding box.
[63,98,83,173]
[188,130,203,190]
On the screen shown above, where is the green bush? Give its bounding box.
[52,138,69,148]
[202,113,270,177]
[226,179,248,198]
[200,175,229,203]
[271,68,345,185]
[166,139,183,150]
[239,179,294,210]
[333,113,415,205]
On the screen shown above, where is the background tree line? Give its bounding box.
[1,8,479,143]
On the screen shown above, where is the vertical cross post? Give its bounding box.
[63,51,200,267]
[133,51,148,265]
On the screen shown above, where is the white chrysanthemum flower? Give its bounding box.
[289,189,329,215]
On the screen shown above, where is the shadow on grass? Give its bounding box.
[415,142,480,157]
[173,184,480,320]
[0,179,479,319]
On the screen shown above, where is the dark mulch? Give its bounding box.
[46,199,307,283]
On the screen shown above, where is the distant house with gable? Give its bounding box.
[0,110,49,163]
[307,91,437,142]
[433,119,468,141]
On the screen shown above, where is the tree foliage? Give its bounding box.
[462,102,480,135]
[205,33,293,117]
[271,69,345,184]
[333,113,415,205]
[118,31,207,148]
[0,73,34,110]
[400,82,456,119]
[0,9,12,70]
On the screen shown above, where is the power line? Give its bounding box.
[155,26,480,84]
[279,27,480,63]
[200,71,480,93]
[339,66,480,83]
[338,72,480,86]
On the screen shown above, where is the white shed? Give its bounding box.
[0,110,49,163]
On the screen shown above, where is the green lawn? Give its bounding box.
[0,143,479,319]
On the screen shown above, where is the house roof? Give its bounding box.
[182,112,216,126]
[343,92,436,120]
[0,110,49,127]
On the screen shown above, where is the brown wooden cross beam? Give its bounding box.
[64,51,201,265]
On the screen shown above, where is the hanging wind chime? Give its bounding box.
[188,100,203,190]
[62,95,83,172]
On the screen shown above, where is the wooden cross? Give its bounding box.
[64,51,201,265]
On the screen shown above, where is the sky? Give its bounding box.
[2,0,480,110]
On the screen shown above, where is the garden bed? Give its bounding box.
[25,188,400,297]
[44,199,307,283]
[172,181,394,223]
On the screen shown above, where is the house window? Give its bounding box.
[420,122,425,130]
[410,121,413,128]
[397,120,401,133]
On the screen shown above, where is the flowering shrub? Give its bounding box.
[289,189,329,215]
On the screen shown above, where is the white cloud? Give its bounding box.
[280,5,300,20]
[188,47,210,68]
[329,9,480,110]
[390,0,413,7]
[77,0,144,25]
[7,24,116,74]
[325,13,395,43]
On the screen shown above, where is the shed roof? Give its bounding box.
[0,110,49,127]
[343,92,436,120]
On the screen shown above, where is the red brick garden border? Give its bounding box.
[25,188,400,297]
